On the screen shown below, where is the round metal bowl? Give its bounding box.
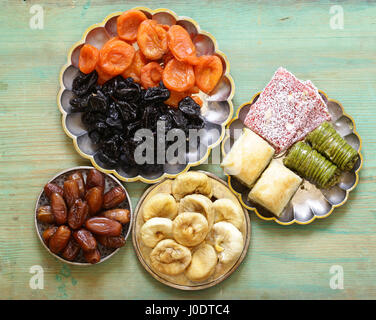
[132,171,251,290]
[221,91,363,225]
[57,7,235,184]
[35,166,133,265]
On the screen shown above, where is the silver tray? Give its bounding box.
[221,91,363,225]
[35,166,133,265]
[57,7,234,184]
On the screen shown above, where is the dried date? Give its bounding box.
[103,187,126,209]
[102,208,130,224]
[61,238,81,261]
[37,205,55,224]
[83,249,101,264]
[96,235,126,248]
[42,226,58,245]
[64,179,80,208]
[73,229,97,251]
[68,171,85,198]
[68,199,89,230]
[86,169,105,189]
[85,217,122,236]
[49,225,71,254]
[51,193,67,225]
[85,186,104,215]
[44,183,64,199]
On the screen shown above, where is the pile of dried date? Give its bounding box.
[37,169,130,264]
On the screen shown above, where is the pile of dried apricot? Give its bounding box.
[37,169,130,264]
[78,9,223,107]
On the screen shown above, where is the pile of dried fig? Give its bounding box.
[37,169,130,264]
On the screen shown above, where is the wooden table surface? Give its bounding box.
[0,0,375,300]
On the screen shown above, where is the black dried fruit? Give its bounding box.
[70,74,206,170]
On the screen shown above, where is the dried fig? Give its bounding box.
[85,217,122,236]
[49,225,71,254]
[64,179,80,208]
[85,186,104,215]
[61,238,81,261]
[68,199,89,230]
[37,205,55,224]
[84,249,101,264]
[86,169,105,189]
[51,193,67,225]
[73,229,97,251]
[102,208,130,224]
[44,183,64,199]
[103,186,126,209]
[68,171,85,198]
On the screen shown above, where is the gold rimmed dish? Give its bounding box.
[57,7,235,184]
[221,91,363,225]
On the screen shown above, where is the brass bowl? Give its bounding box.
[57,7,235,184]
[35,166,133,265]
[132,171,251,290]
[221,91,363,225]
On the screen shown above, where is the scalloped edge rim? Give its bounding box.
[131,170,251,290]
[57,7,235,184]
[34,166,133,265]
[221,90,363,226]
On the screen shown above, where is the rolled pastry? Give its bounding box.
[248,160,302,217]
[221,128,275,188]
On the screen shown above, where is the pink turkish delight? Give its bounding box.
[244,67,331,153]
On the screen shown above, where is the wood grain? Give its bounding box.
[0,0,375,299]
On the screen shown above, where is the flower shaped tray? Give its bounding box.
[57,7,234,184]
[221,91,363,225]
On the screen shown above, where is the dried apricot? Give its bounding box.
[164,90,188,108]
[117,10,147,42]
[140,62,164,88]
[122,49,148,83]
[96,64,113,85]
[167,25,196,62]
[79,44,99,74]
[137,20,168,60]
[162,58,195,92]
[98,39,135,76]
[194,55,223,94]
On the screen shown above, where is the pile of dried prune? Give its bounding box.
[70,71,205,173]
[38,169,130,264]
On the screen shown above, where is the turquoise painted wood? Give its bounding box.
[0,0,375,299]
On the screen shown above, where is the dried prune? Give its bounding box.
[178,96,201,119]
[72,71,98,97]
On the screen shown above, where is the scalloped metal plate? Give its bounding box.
[57,7,235,184]
[221,91,363,225]
[35,166,133,265]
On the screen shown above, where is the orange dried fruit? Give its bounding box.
[140,62,164,88]
[194,55,223,94]
[79,44,99,74]
[162,58,195,92]
[98,39,135,76]
[137,20,168,60]
[122,49,148,83]
[117,10,148,42]
[167,25,196,62]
